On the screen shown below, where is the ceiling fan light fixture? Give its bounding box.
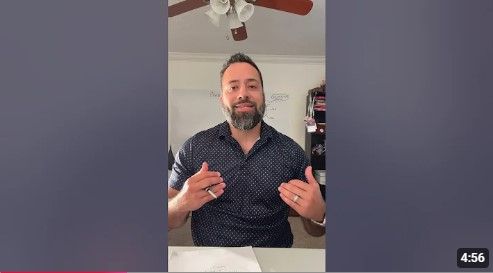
[228,11,243,29]
[210,0,230,15]
[205,8,221,27]
[234,0,254,22]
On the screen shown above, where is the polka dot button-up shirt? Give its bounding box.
[168,121,308,247]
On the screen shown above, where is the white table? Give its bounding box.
[168,246,325,272]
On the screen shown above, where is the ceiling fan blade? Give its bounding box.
[168,0,208,17]
[253,0,313,15]
[231,23,248,41]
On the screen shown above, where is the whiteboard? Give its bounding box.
[168,89,295,154]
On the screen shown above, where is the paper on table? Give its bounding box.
[168,246,262,272]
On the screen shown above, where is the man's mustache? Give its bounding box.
[233,99,257,108]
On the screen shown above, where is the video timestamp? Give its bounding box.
[457,248,489,268]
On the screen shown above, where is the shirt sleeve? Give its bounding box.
[168,137,195,191]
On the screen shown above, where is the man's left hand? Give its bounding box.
[278,166,325,222]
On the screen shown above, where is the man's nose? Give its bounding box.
[237,84,249,100]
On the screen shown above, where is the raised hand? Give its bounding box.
[174,162,226,212]
[278,166,325,222]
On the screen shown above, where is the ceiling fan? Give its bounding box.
[168,0,313,41]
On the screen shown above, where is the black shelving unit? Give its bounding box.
[305,84,326,199]
[305,85,325,168]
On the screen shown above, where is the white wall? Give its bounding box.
[168,52,325,150]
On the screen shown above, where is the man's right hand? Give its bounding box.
[172,162,225,212]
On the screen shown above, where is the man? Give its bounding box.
[168,53,325,247]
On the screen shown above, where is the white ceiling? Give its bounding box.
[167,0,325,56]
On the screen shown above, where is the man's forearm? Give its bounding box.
[168,197,190,230]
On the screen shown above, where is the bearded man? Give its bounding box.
[167,53,326,247]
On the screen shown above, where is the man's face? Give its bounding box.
[220,62,265,131]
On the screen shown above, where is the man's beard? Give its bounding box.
[221,98,265,131]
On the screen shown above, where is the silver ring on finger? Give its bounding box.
[293,194,300,203]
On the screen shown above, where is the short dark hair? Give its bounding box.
[220,52,264,88]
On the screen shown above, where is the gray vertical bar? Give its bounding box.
[0,0,167,271]
[326,0,493,271]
